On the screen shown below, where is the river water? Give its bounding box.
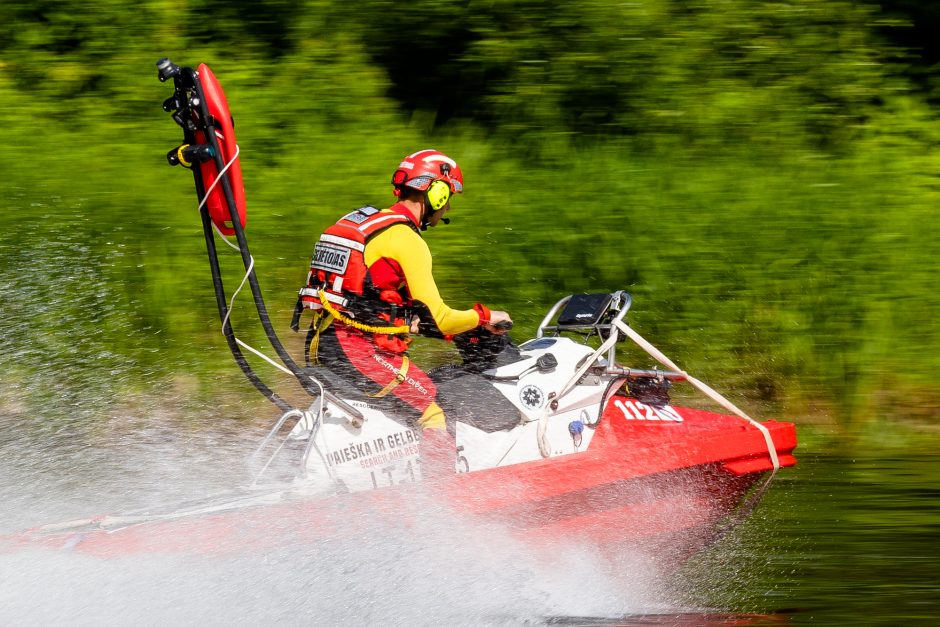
[2,196,938,624]
[745,449,940,624]
[2,400,938,625]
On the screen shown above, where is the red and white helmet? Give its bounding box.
[391,149,464,198]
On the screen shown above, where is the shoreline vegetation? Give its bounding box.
[2,1,939,450]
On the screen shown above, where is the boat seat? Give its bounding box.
[301,365,412,426]
[435,372,523,433]
[306,363,521,434]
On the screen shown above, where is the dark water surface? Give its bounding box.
[2,196,938,624]
[2,404,939,625]
[757,451,940,624]
[658,448,940,626]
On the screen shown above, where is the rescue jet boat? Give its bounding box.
[11,290,796,568]
[4,59,797,568]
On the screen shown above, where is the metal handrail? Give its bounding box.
[253,408,308,459]
[538,291,634,404]
[606,367,687,382]
[535,295,572,338]
[251,400,324,484]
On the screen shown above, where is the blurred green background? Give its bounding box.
[1,0,939,449]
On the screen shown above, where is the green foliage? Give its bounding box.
[1,0,939,434]
[355,0,894,150]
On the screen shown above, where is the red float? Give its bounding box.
[195,63,246,235]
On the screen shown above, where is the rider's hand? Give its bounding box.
[410,316,421,334]
[485,310,513,335]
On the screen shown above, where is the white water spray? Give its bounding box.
[0,402,701,625]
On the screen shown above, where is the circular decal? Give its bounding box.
[519,385,545,410]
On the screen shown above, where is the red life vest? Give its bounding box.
[297,206,420,319]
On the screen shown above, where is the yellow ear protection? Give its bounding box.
[426,179,452,211]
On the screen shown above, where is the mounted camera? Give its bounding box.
[156,57,181,83]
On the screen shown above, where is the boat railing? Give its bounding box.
[250,398,326,485]
[537,290,634,403]
[533,290,779,471]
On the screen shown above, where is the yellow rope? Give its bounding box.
[317,289,410,335]
[369,356,410,398]
[307,313,335,365]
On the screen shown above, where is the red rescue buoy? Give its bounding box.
[195,63,246,235]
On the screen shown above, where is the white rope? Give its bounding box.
[196,145,249,246]
[221,255,287,382]
[536,404,552,458]
[235,338,293,376]
[221,253,253,332]
[196,144,240,215]
[190,144,292,383]
[614,319,780,472]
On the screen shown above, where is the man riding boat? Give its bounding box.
[294,149,514,474]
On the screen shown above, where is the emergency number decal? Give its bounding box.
[311,242,350,274]
[614,399,684,422]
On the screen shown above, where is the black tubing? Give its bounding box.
[191,165,294,413]
[164,64,294,412]
[185,67,318,397]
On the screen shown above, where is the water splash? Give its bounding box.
[0,406,702,625]
[0,195,764,623]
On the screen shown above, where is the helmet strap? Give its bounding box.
[419,198,431,231]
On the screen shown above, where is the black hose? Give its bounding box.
[185,67,320,398]
[164,64,294,413]
[191,165,294,413]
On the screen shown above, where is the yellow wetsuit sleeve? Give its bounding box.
[365,223,481,335]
